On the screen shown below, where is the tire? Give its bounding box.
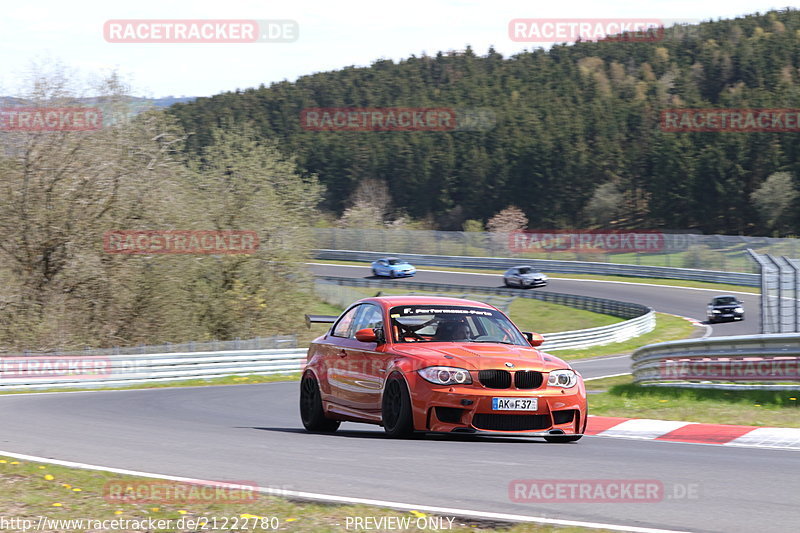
[372,268,378,277]
[300,374,340,433]
[389,270,396,278]
[503,278,511,288]
[544,435,582,443]
[382,374,415,438]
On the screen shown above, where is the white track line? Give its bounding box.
[0,449,689,533]
[584,372,632,381]
[306,262,757,295]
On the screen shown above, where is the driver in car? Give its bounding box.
[434,317,471,341]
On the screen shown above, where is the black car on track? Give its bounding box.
[707,295,744,323]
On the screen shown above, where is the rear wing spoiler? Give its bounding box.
[305,314,338,329]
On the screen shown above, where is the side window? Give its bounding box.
[332,306,360,338]
[351,304,383,336]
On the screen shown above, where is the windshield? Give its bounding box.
[518,267,533,274]
[389,305,529,345]
[387,258,407,265]
[714,297,738,305]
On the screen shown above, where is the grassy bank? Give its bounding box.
[0,457,606,532]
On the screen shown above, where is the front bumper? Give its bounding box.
[523,279,547,287]
[412,383,586,435]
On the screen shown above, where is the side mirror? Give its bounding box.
[523,331,544,347]
[355,328,381,343]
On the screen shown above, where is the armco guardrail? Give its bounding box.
[0,278,656,389]
[632,334,800,390]
[314,249,760,286]
[0,348,308,390]
[316,276,655,351]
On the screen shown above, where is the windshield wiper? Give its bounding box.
[469,340,517,345]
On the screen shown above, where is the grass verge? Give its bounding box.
[347,286,622,334]
[0,456,608,532]
[587,374,800,427]
[553,313,698,361]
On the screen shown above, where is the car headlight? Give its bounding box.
[418,366,472,385]
[548,369,578,388]
[540,275,548,280]
[734,307,744,313]
[712,310,721,313]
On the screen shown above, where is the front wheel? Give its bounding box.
[300,374,340,433]
[382,375,415,438]
[372,268,378,277]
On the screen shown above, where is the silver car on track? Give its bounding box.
[503,266,548,288]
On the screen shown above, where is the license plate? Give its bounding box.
[492,397,538,411]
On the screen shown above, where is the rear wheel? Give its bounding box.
[382,374,415,438]
[300,374,340,433]
[372,268,378,277]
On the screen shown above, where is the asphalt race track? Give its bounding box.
[2,265,794,533]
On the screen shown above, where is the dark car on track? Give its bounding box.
[707,295,744,323]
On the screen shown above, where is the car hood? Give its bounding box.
[519,273,545,278]
[389,264,413,269]
[712,304,740,310]
[392,343,568,372]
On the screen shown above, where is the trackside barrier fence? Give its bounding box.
[315,276,655,351]
[0,277,656,389]
[0,348,308,390]
[632,334,800,390]
[314,249,760,286]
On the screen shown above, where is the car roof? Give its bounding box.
[358,295,496,310]
[513,265,538,269]
[712,294,738,299]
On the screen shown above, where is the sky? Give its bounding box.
[0,0,795,98]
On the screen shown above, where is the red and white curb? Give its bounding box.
[587,416,800,449]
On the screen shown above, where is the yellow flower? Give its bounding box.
[754,404,762,407]
[177,510,187,515]
[790,397,797,401]
[114,510,123,515]
[9,461,19,465]
[286,518,297,522]
[410,511,426,518]
[38,466,46,469]
[0,460,6,464]
[62,484,72,489]
[150,507,160,512]
[51,503,63,507]
[44,474,55,481]
[659,400,669,403]
[72,488,82,492]
[240,514,262,519]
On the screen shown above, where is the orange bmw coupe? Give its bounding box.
[301,295,587,442]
